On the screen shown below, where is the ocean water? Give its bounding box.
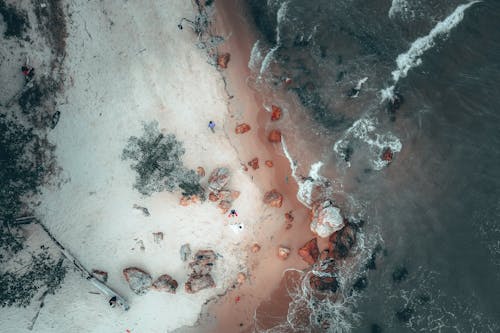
[243,0,500,331]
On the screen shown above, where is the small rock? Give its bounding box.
[284,77,292,85]
[185,274,216,293]
[91,269,108,283]
[278,246,291,260]
[251,243,261,253]
[235,123,251,134]
[51,111,61,129]
[265,160,274,167]
[248,157,259,170]
[240,163,249,171]
[180,243,192,262]
[217,53,230,69]
[152,274,178,293]
[285,211,294,223]
[268,129,282,142]
[271,105,282,121]
[197,166,206,177]
[298,238,320,265]
[123,267,152,295]
[208,167,231,191]
[180,195,199,206]
[237,272,246,284]
[133,204,150,217]
[263,189,283,208]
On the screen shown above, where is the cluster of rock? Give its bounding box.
[185,250,217,293]
[122,267,178,295]
[206,167,240,214]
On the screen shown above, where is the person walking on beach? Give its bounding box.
[228,209,238,218]
[109,296,117,308]
[208,121,216,133]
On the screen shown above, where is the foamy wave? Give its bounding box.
[259,45,279,76]
[334,118,402,170]
[391,1,480,83]
[388,0,411,19]
[258,2,288,77]
[248,40,264,72]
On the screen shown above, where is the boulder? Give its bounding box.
[180,243,192,262]
[310,200,345,238]
[248,157,259,170]
[251,243,261,253]
[152,274,178,293]
[185,274,216,293]
[91,269,108,283]
[152,232,163,244]
[328,223,357,259]
[265,160,274,167]
[189,250,216,276]
[263,189,283,208]
[268,129,282,142]
[235,123,251,134]
[298,238,320,265]
[217,53,230,69]
[208,167,230,191]
[382,147,393,162]
[123,267,153,295]
[278,246,291,260]
[271,105,282,121]
[208,192,219,202]
[197,166,206,177]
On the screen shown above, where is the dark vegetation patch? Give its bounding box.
[0,245,66,307]
[33,0,67,57]
[122,121,205,199]
[0,0,29,38]
[18,76,62,128]
[371,323,382,333]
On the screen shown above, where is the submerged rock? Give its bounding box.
[123,267,152,295]
[208,167,230,191]
[185,274,216,293]
[152,274,178,293]
[263,189,283,208]
[298,238,320,265]
[309,260,338,293]
[328,222,357,259]
[310,200,345,238]
[268,129,282,142]
[235,123,251,134]
[248,157,259,170]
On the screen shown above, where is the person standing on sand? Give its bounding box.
[109,296,117,308]
[208,121,215,133]
[228,209,238,217]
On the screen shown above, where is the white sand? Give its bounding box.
[1,1,266,332]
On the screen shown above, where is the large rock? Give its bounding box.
[298,238,320,265]
[185,274,216,293]
[235,123,251,134]
[208,167,230,191]
[328,223,357,259]
[189,250,216,276]
[310,200,345,238]
[152,274,178,293]
[263,189,283,208]
[268,129,282,142]
[123,267,152,295]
